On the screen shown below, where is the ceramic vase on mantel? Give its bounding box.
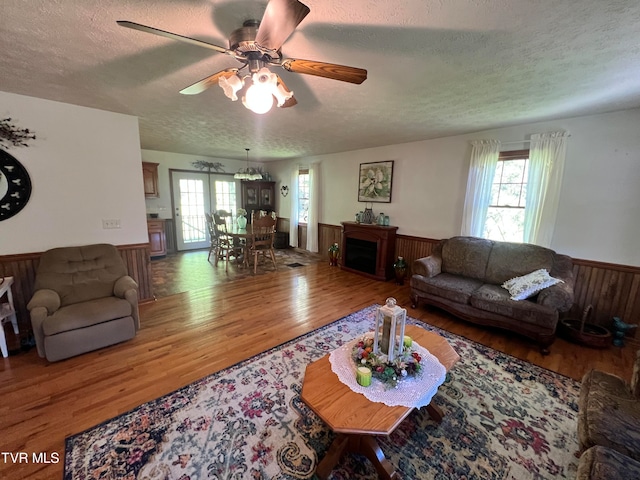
[361,207,374,224]
[237,215,247,229]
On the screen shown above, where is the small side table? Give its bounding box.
[0,276,19,357]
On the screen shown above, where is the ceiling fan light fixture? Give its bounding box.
[243,84,274,114]
[274,81,294,107]
[242,67,283,114]
[118,1,368,110]
[219,74,244,101]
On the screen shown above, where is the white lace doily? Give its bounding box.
[329,338,446,408]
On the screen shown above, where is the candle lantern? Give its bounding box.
[373,297,407,361]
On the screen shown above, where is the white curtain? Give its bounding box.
[289,166,300,248]
[523,131,569,247]
[460,140,501,236]
[306,161,320,252]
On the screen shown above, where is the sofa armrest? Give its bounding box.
[539,253,575,312]
[27,289,61,315]
[537,281,574,312]
[114,276,140,330]
[413,255,442,278]
[114,275,138,298]
[27,289,60,359]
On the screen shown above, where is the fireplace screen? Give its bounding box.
[345,237,377,275]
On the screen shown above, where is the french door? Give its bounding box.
[171,171,240,251]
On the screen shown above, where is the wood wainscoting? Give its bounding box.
[0,243,154,335]
[312,222,640,340]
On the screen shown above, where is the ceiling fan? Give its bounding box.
[117,0,367,114]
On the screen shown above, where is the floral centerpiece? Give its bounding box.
[236,208,248,229]
[352,333,422,388]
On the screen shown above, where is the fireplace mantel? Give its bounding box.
[340,222,398,281]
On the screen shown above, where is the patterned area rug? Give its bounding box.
[64,306,580,479]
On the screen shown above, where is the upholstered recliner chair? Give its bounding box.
[27,243,139,362]
[577,350,640,464]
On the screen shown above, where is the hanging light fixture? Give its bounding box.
[234,148,263,180]
[220,64,293,115]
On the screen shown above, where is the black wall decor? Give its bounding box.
[0,149,32,221]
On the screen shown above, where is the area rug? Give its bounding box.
[64,306,581,479]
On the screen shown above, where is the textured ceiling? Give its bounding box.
[2,0,640,161]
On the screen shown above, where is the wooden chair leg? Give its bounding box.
[225,246,231,272]
[270,248,277,270]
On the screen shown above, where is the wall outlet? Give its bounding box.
[102,219,121,229]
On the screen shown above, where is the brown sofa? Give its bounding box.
[27,243,139,362]
[410,236,574,352]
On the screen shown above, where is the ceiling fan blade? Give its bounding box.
[179,69,239,95]
[117,21,233,56]
[276,76,298,108]
[281,59,367,84]
[255,0,310,52]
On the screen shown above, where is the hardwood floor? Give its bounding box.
[0,258,636,480]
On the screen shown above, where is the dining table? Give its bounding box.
[225,224,251,267]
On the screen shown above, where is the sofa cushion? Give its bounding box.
[470,284,557,329]
[502,269,563,301]
[441,236,493,281]
[42,296,133,336]
[411,273,484,305]
[576,446,640,480]
[578,368,640,461]
[484,241,555,285]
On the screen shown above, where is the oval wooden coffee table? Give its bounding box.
[301,324,460,479]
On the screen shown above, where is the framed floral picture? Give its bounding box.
[358,161,394,203]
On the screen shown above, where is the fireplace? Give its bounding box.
[345,237,377,275]
[340,222,398,281]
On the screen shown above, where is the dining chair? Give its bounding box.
[205,213,219,262]
[249,211,277,274]
[213,212,244,270]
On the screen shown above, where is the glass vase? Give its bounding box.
[393,256,408,285]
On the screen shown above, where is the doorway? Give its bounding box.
[170,171,240,251]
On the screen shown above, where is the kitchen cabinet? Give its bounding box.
[142,162,159,198]
[147,219,166,257]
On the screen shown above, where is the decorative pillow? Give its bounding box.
[502,269,563,301]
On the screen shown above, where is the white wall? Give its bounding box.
[268,109,640,266]
[0,91,148,255]
[141,150,266,219]
[2,89,636,266]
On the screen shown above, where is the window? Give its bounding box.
[214,180,237,216]
[298,170,309,224]
[483,150,529,242]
